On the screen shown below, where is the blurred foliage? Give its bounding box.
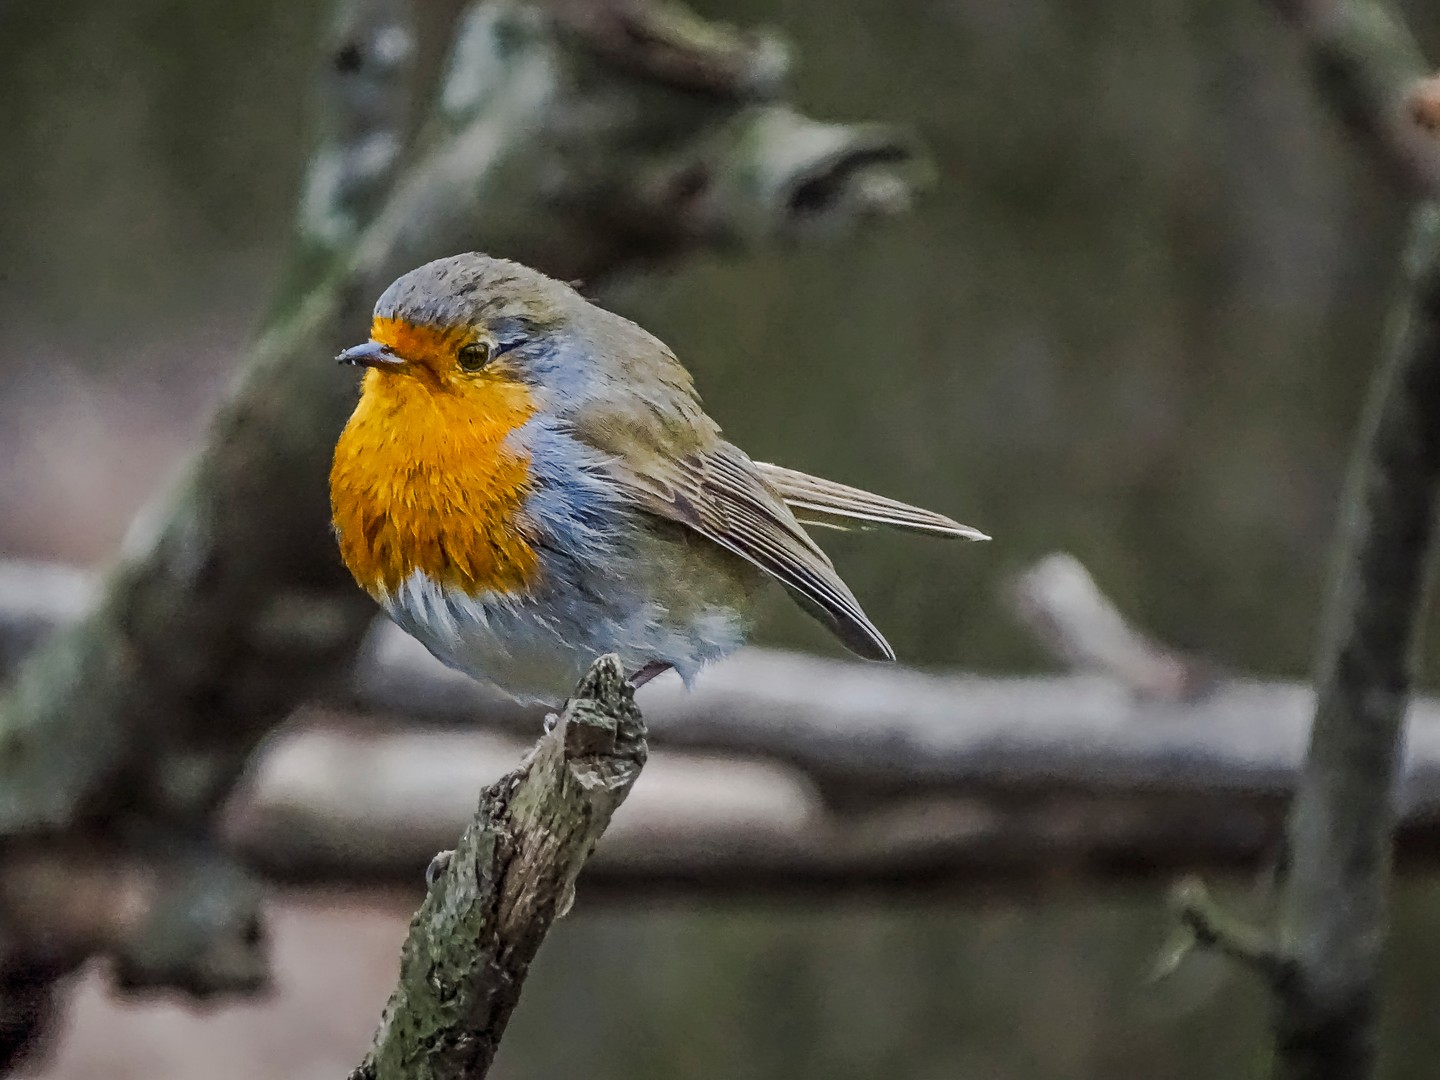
[4,0,1440,1077]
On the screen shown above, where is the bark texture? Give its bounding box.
[351,655,646,1080]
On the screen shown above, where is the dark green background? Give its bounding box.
[2,0,1439,1076]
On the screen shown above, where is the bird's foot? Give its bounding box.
[425,849,453,887]
[627,660,673,689]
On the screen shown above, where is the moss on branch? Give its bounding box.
[353,657,646,1080]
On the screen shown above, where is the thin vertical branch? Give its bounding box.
[1264,4,1440,1076]
[1271,205,1440,1078]
[1146,5,1440,1075]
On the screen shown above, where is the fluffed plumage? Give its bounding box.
[330,253,987,703]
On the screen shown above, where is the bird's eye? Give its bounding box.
[457,341,492,371]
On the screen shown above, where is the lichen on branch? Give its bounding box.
[353,656,646,1080]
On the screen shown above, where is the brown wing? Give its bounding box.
[614,442,896,661]
[562,306,893,660]
[753,462,990,540]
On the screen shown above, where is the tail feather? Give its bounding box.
[755,462,990,541]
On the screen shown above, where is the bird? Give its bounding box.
[330,253,987,705]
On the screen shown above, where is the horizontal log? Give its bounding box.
[224,717,1293,891]
[346,623,1440,818]
[8,555,1440,889]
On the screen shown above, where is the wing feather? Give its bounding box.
[754,462,989,540]
[619,443,895,661]
[559,313,895,661]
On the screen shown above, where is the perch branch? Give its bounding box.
[351,656,647,1080]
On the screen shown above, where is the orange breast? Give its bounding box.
[330,366,540,598]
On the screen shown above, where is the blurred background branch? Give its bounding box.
[1270,0,1440,194]
[1013,552,1217,699]
[12,554,1440,896]
[1269,206,1440,1078]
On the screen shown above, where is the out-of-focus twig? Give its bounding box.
[1154,877,1291,985]
[0,840,267,1070]
[1271,0,1440,195]
[220,704,1440,893]
[1012,553,1215,700]
[350,656,646,1080]
[0,0,421,1035]
[288,0,418,287]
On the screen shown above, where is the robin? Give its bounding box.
[330,254,987,704]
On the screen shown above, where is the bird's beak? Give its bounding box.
[336,341,406,368]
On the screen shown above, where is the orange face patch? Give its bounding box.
[330,321,540,598]
[369,316,474,375]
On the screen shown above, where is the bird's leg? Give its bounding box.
[627,660,673,689]
[544,661,672,734]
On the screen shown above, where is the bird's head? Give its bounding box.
[337,253,593,407]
